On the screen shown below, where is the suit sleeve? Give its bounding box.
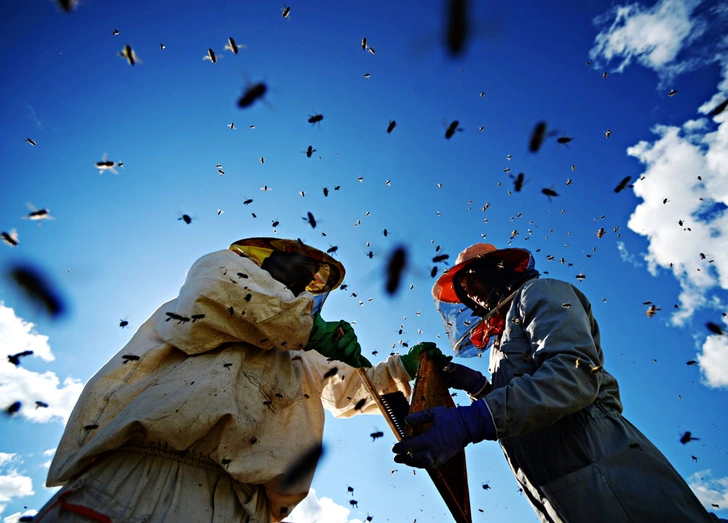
[484,280,603,438]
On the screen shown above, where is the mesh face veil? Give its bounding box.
[229,237,346,314]
[432,243,538,357]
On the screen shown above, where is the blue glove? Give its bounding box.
[442,363,490,396]
[391,400,496,468]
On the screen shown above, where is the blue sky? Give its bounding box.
[1,0,727,521]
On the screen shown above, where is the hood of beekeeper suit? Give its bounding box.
[230,237,345,315]
[432,243,538,357]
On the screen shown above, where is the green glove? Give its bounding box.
[400,342,450,380]
[304,314,372,368]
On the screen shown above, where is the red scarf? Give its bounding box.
[470,312,506,350]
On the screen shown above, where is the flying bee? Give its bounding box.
[602,72,608,79]
[361,37,367,50]
[271,219,279,228]
[679,431,699,444]
[2,230,19,247]
[304,212,317,228]
[56,0,78,12]
[35,401,49,409]
[646,304,660,317]
[280,443,325,489]
[203,48,219,63]
[605,129,612,138]
[308,112,324,126]
[8,350,33,366]
[370,431,384,441]
[708,99,728,117]
[118,45,140,65]
[431,266,438,277]
[243,198,253,205]
[95,153,118,174]
[385,245,407,295]
[444,0,469,57]
[281,4,291,18]
[304,145,316,157]
[597,228,605,239]
[432,254,449,263]
[444,120,462,139]
[556,134,573,147]
[228,122,235,130]
[368,47,376,54]
[119,318,129,328]
[8,264,66,318]
[179,214,192,224]
[363,73,370,78]
[323,367,339,379]
[541,187,559,201]
[121,355,140,363]
[614,176,632,193]
[387,120,397,133]
[237,82,268,108]
[668,89,678,97]
[224,37,245,54]
[6,402,21,415]
[706,322,724,335]
[529,121,548,152]
[575,273,586,282]
[327,245,338,255]
[160,43,165,50]
[25,137,37,146]
[350,500,359,508]
[112,28,119,35]
[510,172,525,192]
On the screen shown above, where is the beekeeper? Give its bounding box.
[37,237,426,523]
[392,242,721,523]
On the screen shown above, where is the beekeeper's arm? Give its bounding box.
[483,279,603,438]
[154,250,314,354]
[302,348,412,418]
[393,279,603,468]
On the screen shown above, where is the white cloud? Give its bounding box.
[698,328,728,388]
[688,470,728,513]
[287,488,363,523]
[0,456,34,518]
[0,471,34,504]
[0,304,54,362]
[589,0,705,74]
[626,119,728,322]
[615,241,642,267]
[3,509,38,523]
[618,41,728,387]
[0,304,84,423]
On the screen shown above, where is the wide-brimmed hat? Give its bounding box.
[432,243,533,303]
[229,237,345,294]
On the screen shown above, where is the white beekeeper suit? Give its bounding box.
[37,240,411,522]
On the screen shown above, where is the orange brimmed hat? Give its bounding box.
[432,243,534,303]
[229,237,345,294]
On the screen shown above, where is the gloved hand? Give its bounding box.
[442,362,490,397]
[304,314,372,368]
[391,400,496,469]
[400,342,451,380]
